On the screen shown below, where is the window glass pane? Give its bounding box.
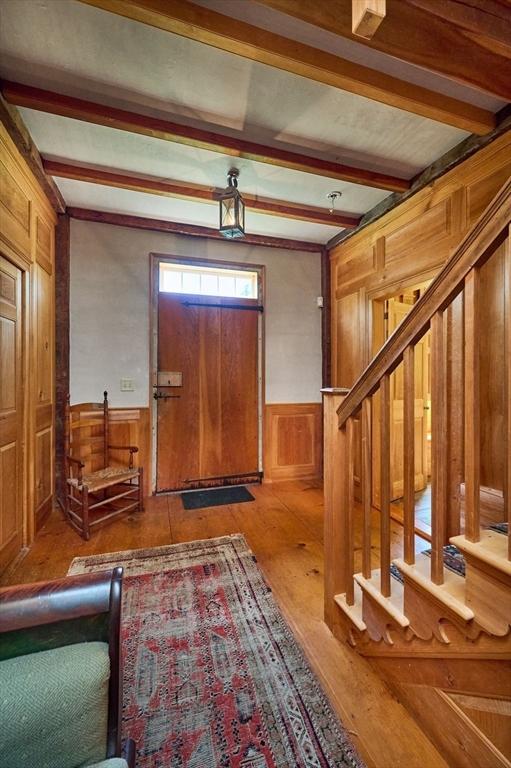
[161,269,182,293]
[218,276,236,297]
[182,272,201,294]
[201,273,218,295]
[235,277,253,297]
[159,264,258,299]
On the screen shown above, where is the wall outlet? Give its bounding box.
[120,377,135,392]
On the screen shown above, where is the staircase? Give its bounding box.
[323,179,511,768]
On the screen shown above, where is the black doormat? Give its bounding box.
[181,485,255,510]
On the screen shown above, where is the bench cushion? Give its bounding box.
[0,641,110,768]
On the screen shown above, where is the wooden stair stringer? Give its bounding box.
[451,531,511,637]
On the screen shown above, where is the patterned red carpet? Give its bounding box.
[69,535,365,768]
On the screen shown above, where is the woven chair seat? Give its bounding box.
[68,466,140,493]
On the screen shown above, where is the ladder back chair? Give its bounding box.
[65,391,144,539]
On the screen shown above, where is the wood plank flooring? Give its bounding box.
[1,481,447,768]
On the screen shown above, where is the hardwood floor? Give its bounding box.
[1,480,447,768]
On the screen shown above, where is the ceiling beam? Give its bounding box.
[2,81,409,193]
[256,0,511,101]
[43,159,361,229]
[79,0,495,135]
[0,95,65,213]
[66,207,324,252]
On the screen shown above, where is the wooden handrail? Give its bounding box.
[337,177,511,427]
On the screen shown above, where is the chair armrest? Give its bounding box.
[0,568,120,634]
[108,445,139,469]
[67,455,85,467]
[0,568,124,760]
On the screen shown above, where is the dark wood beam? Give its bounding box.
[55,213,70,508]
[0,95,65,213]
[2,81,409,193]
[321,246,332,387]
[43,159,361,228]
[67,207,325,252]
[256,0,511,102]
[79,0,495,135]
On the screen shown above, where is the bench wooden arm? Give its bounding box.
[67,454,84,481]
[108,445,138,468]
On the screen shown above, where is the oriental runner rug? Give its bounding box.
[69,534,365,768]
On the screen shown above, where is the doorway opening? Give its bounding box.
[151,256,264,494]
[372,280,432,539]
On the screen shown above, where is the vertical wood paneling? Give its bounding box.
[264,403,322,482]
[464,270,481,543]
[380,374,391,597]
[431,311,447,584]
[0,123,56,568]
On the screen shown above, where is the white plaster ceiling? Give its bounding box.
[55,177,341,242]
[0,0,502,243]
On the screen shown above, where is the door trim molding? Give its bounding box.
[149,252,265,494]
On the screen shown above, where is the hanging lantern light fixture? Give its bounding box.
[219,168,245,239]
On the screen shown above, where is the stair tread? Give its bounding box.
[450,531,511,578]
[394,554,474,621]
[355,569,409,627]
[334,583,366,632]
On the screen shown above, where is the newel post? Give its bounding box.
[322,388,349,631]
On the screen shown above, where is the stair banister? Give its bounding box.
[337,178,511,429]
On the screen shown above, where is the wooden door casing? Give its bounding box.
[0,256,24,573]
[156,293,259,491]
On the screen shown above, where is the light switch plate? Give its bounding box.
[120,378,135,392]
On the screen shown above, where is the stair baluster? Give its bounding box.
[380,374,391,597]
[346,417,356,605]
[504,241,510,560]
[361,398,372,579]
[464,268,481,543]
[431,310,447,585]
[403,345,415,565]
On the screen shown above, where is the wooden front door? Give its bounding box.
[387,297,429,501]
[0,255,24,573]
[156,294,259,491]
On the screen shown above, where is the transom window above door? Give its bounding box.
[159,262,258,299]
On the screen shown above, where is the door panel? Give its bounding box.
[388,298,429,501]
[0,256,23,573]
[156,293,259,491]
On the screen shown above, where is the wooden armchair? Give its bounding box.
[65,391,144,539]
[0,568,135,768]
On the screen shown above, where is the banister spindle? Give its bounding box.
[346,417,356,605]
[361,398,372,579]
[464,269,481,543]
[380,374,391,597]
[403,345,415,565]
[505,234,511,560]
[431,311,447,585]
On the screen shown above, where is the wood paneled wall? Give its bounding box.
[108,408,151,497]
[330,131,511,494]
[264,403,322,483]
[0,121,56,570]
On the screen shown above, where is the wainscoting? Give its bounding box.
[264,403,322,483]
[108,408,151,497]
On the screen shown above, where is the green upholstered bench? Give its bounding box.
[0,568,135,768]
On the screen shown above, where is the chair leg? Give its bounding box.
[82,488,90,540]
[139,468,144,512]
